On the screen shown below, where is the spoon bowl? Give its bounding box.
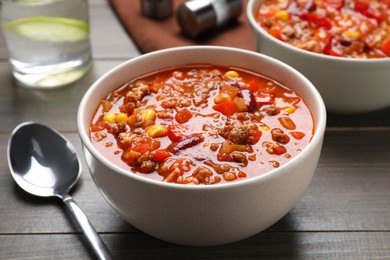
[7,122,113,260]
[8,122,80,198]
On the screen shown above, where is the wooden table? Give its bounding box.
[1,1,390,259]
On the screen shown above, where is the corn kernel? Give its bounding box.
[263,125,270,131]
[275,10,289,22]
[224,70,239,78]
[343,31,360,39]
[214,93,232,104]
[103,113,116,124]
[142,109,156,121]
[115,113,128,123]
[283,107,295,114]
[146,124,167,138]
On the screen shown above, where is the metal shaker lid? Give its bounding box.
[177,0,217,38]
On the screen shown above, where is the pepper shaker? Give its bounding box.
[177,0,242,38]
[141,0,173,20]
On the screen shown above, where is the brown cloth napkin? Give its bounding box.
[108,0,255,53]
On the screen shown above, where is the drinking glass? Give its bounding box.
[0,0,92,88]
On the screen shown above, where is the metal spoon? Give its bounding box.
[7,122,113,260]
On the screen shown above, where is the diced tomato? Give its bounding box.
[267,28,282,40]
[132,143,153,154]
[90,121,105,132]
[249,80,260,92]
[249,79,274,93]
[323,35,343,57]
[167,124,186,142]
[212,102,239,117]
[153,150,171,162]
[300,13,332,29]
[237,171,247,178]
[263,141,286,155]
[132,137,160,153]
[355,0,383,22]
[250,129,262,144]
[380,39,390,56]
[326,0,344,10]
[175,108,193,123]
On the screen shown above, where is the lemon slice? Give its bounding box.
[2,16,89,43]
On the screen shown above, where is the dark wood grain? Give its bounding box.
[1,0,390,259]
[1,232,390,259]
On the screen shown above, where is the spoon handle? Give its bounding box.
[62,194,114,260]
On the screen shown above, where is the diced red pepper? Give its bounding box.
[132,143,153,154]
[153,150,171,162]
[300,13,332,29]
[380,39,390,56]
[167,124,186,142]
[250,129,262,144]
[323,35,343,57]
[237,171,247,178]
[90,120,105,132]
[249,80,260,92]
[268,28,282,40]
[355,0,383,22]
[212,102,239,117]
[263,141,286,155]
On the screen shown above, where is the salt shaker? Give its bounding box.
[177,0,242,38]
[141,0,173,20]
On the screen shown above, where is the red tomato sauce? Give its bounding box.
[256,0,390,58]
[90,65,314,185]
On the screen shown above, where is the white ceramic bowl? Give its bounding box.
[247,0,390,113]
[77,46,326,246]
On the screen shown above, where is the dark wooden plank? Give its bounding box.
[1,232,390,259]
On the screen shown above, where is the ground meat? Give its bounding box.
[113,122,127,137]
[192,166,213,184]
[125,83,150,106]
[137,152,157,173]
[117,132,138,148]
[219,121,258,144]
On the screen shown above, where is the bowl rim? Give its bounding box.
[77,45,327,190]
[246,0,390,64]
